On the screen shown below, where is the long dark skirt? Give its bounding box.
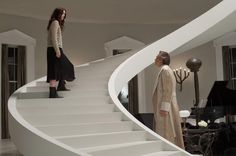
[47,47,75,83]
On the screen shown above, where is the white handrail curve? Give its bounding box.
[8,76,91,156]
[109,0,236,152]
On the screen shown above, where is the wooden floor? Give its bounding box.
[0,139,22,156]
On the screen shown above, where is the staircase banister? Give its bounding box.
[108,0,236,153]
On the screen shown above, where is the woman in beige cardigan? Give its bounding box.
[152,51,184,149]
[47,8,75,98]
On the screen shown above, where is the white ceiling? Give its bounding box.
[0,0,222,24]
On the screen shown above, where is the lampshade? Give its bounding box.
[179,110,190,118]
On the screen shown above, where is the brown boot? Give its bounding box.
[49,87,63,98]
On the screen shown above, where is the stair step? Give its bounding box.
[58,90,109,97]
[78,77,109,82]
[17,104,115,115]
[76,67,113,74]
[84,140,163,156]
[35,75,110,86]
[70,82,108,89]
[142,151,183,156]
[35,80,108,87]
[75,67,113,73]
[17,91,49,99]
[78,73,112,79]
[24,112,123,126]
[26,86,108,93]
[36,121,133,137]
[57,131,147,148]
[16,97,112,107]
[25,87,109,97]
[17,91,109,99]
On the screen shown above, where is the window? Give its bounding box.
[222,46,236,80]
[7,46,19,95]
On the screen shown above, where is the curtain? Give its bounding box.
[222,46,231,80]
[128,75,139,115]
[17,46,26,88]
[1,44,10,139]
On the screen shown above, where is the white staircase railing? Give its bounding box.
[8,0,236,155]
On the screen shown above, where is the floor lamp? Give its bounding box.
[186,58,202,126]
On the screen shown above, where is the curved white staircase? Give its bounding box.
[8,0,236,155]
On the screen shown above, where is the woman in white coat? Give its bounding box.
[152,51,184,149]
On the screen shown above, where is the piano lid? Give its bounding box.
[205,80,236,114]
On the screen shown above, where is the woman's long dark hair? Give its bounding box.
[47,7,66,31]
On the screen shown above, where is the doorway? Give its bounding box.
[1,44,26,139]
[113,49,139,115]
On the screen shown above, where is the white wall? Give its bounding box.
[144,42,216,112]
[0,13,184,79]
[0,13,185,135]
[0,12,218,124]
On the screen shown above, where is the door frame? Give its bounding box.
[104,36,146,114]
[0,29,36,138]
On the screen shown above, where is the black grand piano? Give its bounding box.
[190,80,236,155]
[200,80,236,124]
